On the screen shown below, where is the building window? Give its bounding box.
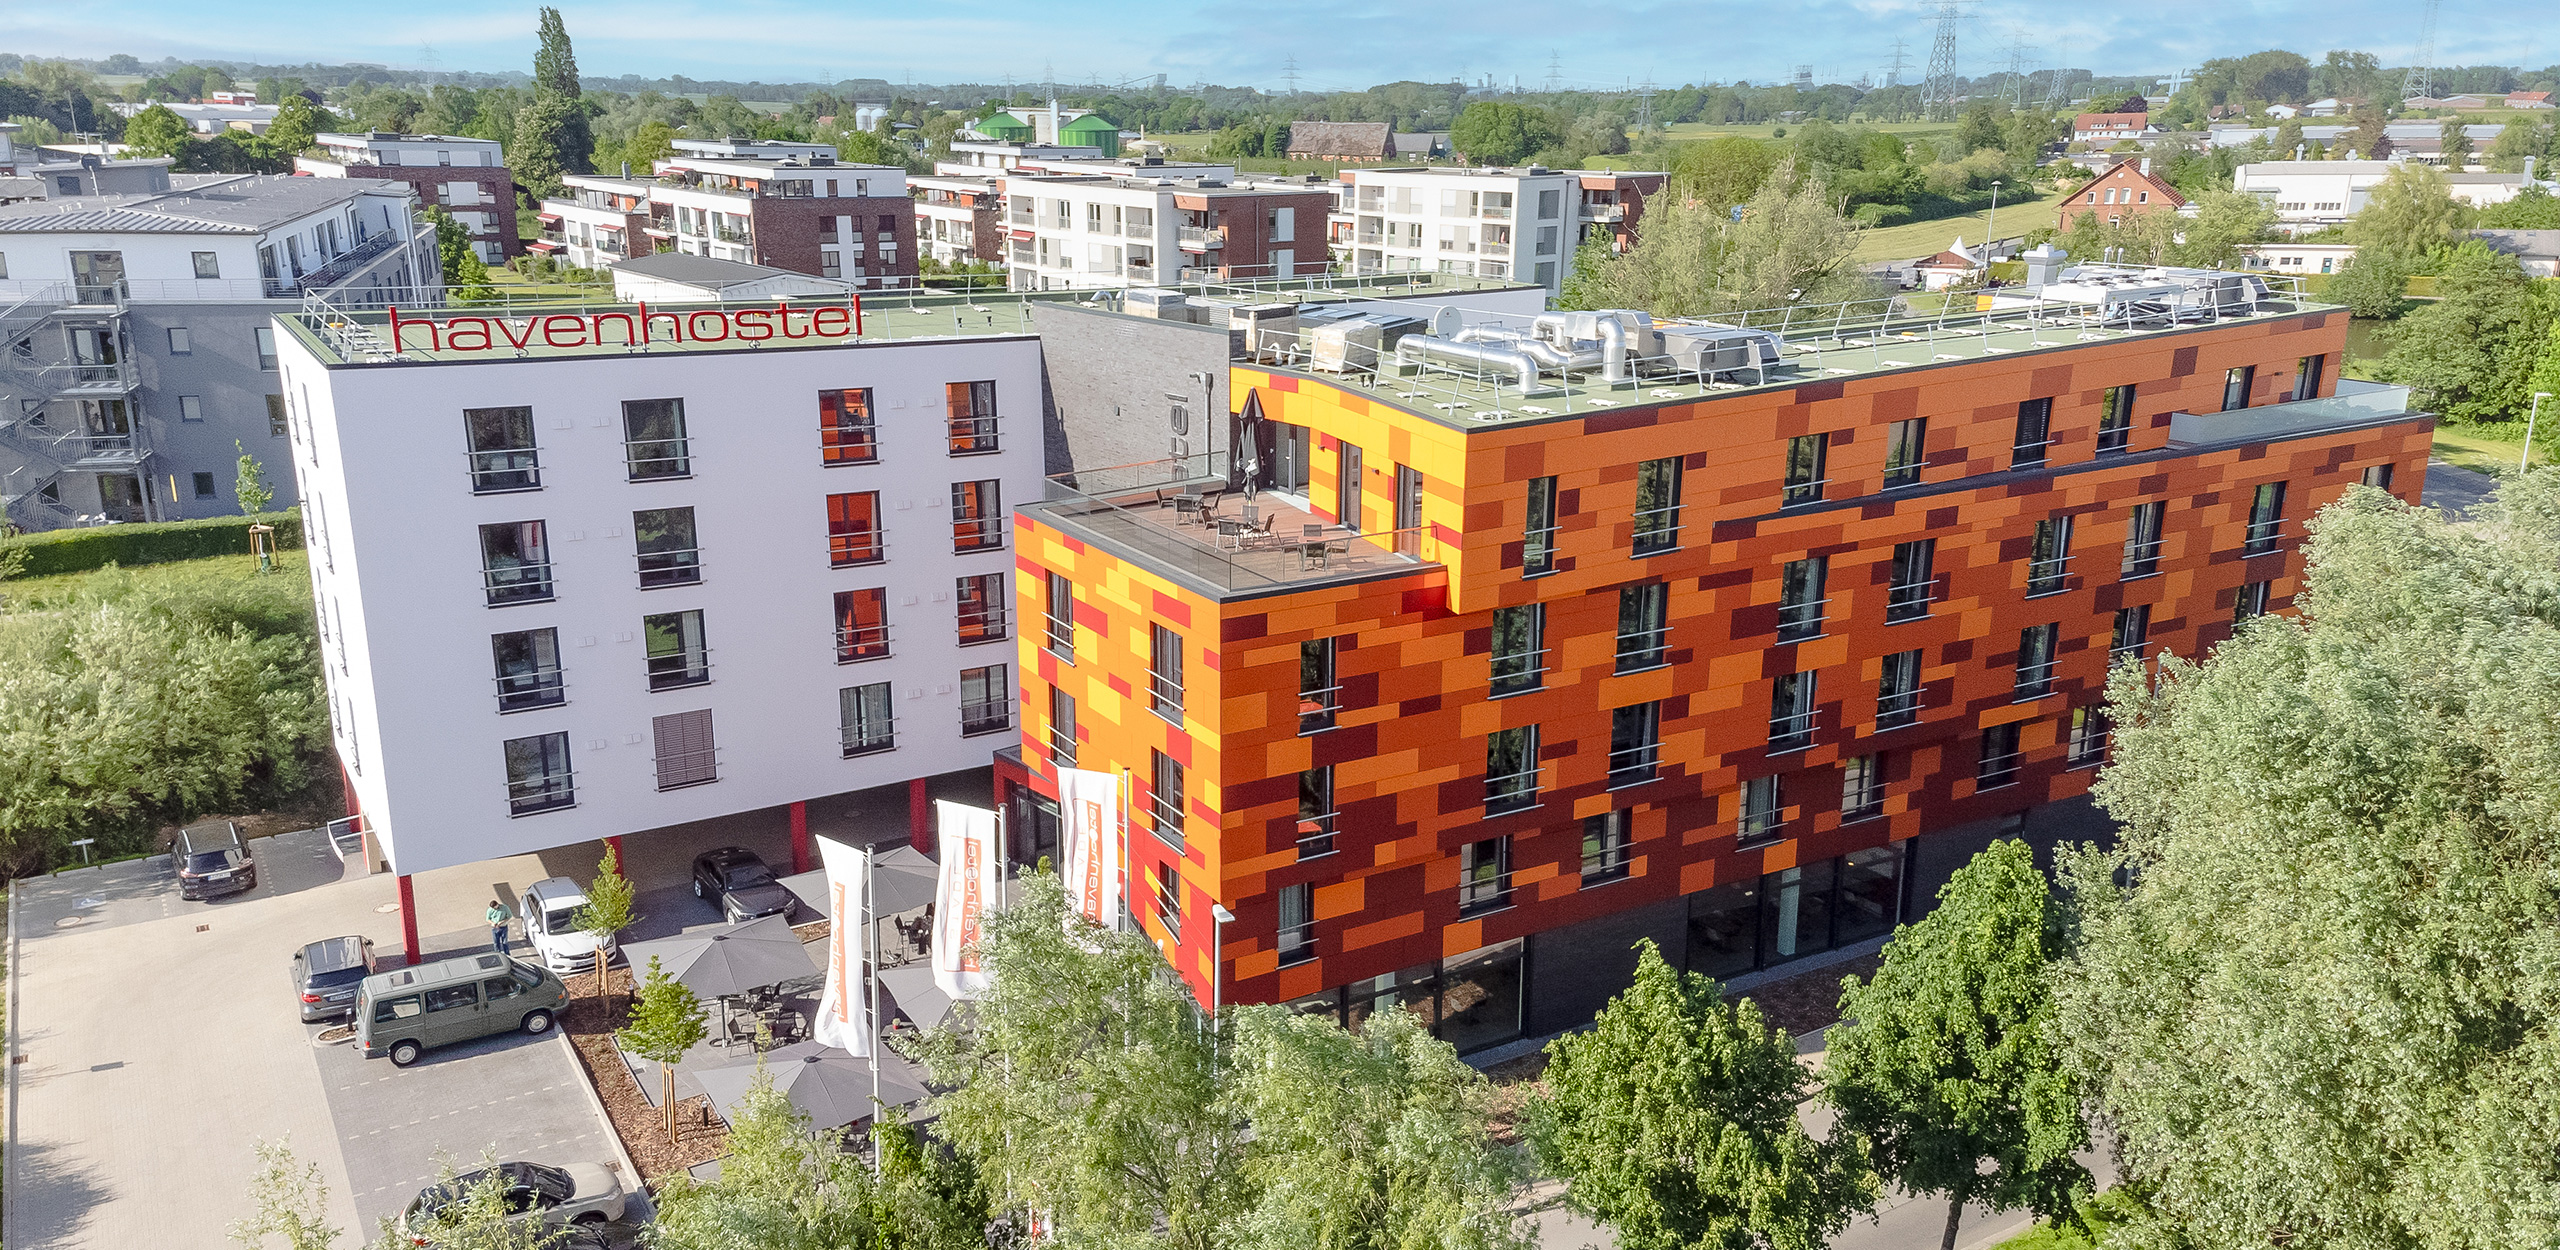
[1842,753,1885,821]
[1490,604,1546,695]
[2013,398,2053,470]
[2244,482,2287,555]
[960,664,1010,736]
[1616,583,1671,671]
[1047,687,1078,766]
[1581,811,1632,884]
[1770,670,1819,751]
[1523,476,1558,576]
[190,470,216,498]
[1297,766,1337,858]
[2027,517,2073,596]
[465,406,540,492]
[1738,775,1783,844]
[2222,365,2255,412]
[1978,723,2023,788]
[492,628,565,712]
[1485,724,1540,813]
[834,588,890,662]
[1337,440,1364,530]
[840,682,895,757]
[2097,384,2136,454]
[1149,750,1185,850]
[166,326,191,355]
[2122,501,2166,578]
[1458,837,1512,915]
[2293,354,2326,401]
[1044,573,1075,658]
[644,610,710,690]
[943,480,1003,554]
[1883,418,1927,488]
[819,388,876,464]
[192,251,221,279]
[1608,702,1661,787]
[178,395,203,423]
[1632,457,1683,555]
[2067,706,2111,769]
[2015,623,2060,699]
[827,492,885,566]
[1777,557,1827,642]
[266,394,288,437]
[2361,464,2395,490]
[1877,648,1923,729]
[1299,638,1339,734]
[946,381,999,454]
[1148,624,1185,721]
[633,507,701,588]
[622,398,691,480]
[652,708,718,790]
[1781,434,1828,506]
[1887,539,1936,622]
[1154,864,1183,942]
[255,326,277,370]
[956,572,1008,644]
[2111,605,2151,664]
[1277,883,1316,965]
[479,521,553,606]
[503,732,575,815]
[2236,580,2273,623]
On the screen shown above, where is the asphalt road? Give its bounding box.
[2424,460,2497,520]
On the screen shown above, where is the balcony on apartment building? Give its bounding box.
[1023,453,1433,598]
[1582,197,1628,222]
[1176,221,1224,252]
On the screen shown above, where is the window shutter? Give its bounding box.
[652,709,718,789]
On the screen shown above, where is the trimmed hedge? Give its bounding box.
[3,508,304,577]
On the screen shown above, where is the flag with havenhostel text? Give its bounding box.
[1058,767,1125,931]
[932,801,1001,999]
[812,838,873,1057]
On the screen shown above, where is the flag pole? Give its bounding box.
[995,804,1009,908]
[866,846,882,1174]
[1118,765,1134,933]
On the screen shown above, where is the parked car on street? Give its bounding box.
[355,952,567,1067]
[398,1160,626,1240]
[291,935,378,1022]
[518,877,616,976]
[175,820,256,900]
[690,846,794,923]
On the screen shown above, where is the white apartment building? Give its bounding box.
[308,132,503,169]
[276,301,1049,912]
[1335,166,1584,293]
[2235,160,2556,232]
[299,132,516,263]
[542,174,655,271]
[108,100,282,135]
[913,174,1001,267]
[939,141,1106,176]
[998,173,1332,291]
[672,138,838,162]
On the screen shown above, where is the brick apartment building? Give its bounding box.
[2057,158,2188,231]
[913,174,1006,267]
[1001,172,1337,290]
[634,154,918,288]
[1003,283,2430,1053]
[298,131,519,264]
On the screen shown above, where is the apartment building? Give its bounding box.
[298,132,518,264]
[276,294,1047,961]
[540,174,655,271]
[641,154,916,287]
[912,175,1005,267]
[939,141,1107,176]
[0,170,435,530]
[1004,277,2431,1053]
[108,100,281,135]
[1333,166,1659,294]
[2235,160,2552,232]
[999,173,1333,291]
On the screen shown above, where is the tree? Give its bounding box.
[122,103,191,160]
[511,94,579,201]
[2338,108,2393,160]
[1953,104,2004,156]
[1451,101,1558,166]
[422,205,491,297]
[229,1139,338,1250]
[1717,160,1870,310]
[1823,841,2090,1250]
[2375,240,2560,422]
[2058,477,2560,1250]
[2324,247,2415,319]
[620,119,675,174]
[396,1155,565,1249]
[1530,941,1872,1250]
[2174,189,2278,269]
[617,955,707,1144]
[1669,135,1780,211]
[570,844,635,991]
[234,441,273,515]
[2441,115,2476,169]
[2349,161,2467,256]
[253,94,328,167]
[530,6,592,174]
[2270,117,2307,158]
[1556,227,1626,312]
[2480,185,2560,230]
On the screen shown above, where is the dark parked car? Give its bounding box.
[176,820,256,900]
[398,1160,626,1240]
[292,934,378,1022]
[690,846,793,923]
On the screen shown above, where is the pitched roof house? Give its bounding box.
[2056,158,2189,231]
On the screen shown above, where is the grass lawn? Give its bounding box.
[2431,423,2538,475]
[1851,183,2067,263]
[2,549,311,616]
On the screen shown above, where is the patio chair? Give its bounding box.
[1298,524,1331,572]
[1172,495,1200,524]
[1215,518,1249,550]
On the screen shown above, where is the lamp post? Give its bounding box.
[2526,392,2556,473]
[1209,903,1235,1068]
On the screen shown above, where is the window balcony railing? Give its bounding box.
[830,528,886,567]
[1046,722,1076,768]
[625,439,691,481]
[1298,683,1341,735]
[1295,810,1338,859]
[1632,505,1682,555]
[1278,921,1316,965]
[2026,554,2073,597]
[1607,741,1659,788]
[836,621,890,664]
[468,450,541,493]
[654,746,719,791]
[1775,596,1829,642]
[495,666,566,712]
[1885,578,1939,622]
[1482,204,1514,221]
[1877,687,1922,729]
[1780,476,1829,507]
[952,515,1005,553]
[1490,647,1547,697]
[841,720,896,758]
[1768,709,1818,752]
[637,547,701,589]
[647,648,711,691]
[2122,538,2164,578]
[957,605,1009,644]
[1176,226,1224,251]
[2243,518,2286,556]
[1484,767,1541,814]
[1978,748,2023,789]
[960,699,1011,737]
[483,562,555,607]
[1614,627,1671,672]
[2014,661,2058,700]
[507,773,576,816]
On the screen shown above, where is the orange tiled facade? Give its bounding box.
[1009,308,2430,1046]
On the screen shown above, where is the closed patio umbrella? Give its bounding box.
[694,1041,929,1132]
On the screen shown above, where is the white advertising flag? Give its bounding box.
[932,800,1001,999]
[811,839,873,1057]
[1058,767,1125,931]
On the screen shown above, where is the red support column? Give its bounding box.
[789,802,811,875]
[909,778,932,853]
[341,760,360,818]
[604,835,625,868]
[397,873,421,966]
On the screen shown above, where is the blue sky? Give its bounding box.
[8,0,2553,94]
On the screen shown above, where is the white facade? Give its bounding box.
[110,101,281,135]
[939,142,1105,175]
[310,132,503,168]
[1000,175,1176,289]
[0,176,424,302]
[1336,167,1582,293]
[2243,241,2359,275]
[279,318,1049,877]
[913,175,997,267]
[542,175,654,271]
[2236,161,2553,231]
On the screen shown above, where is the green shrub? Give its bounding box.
[0,509,302,578]
[1851,202,1913,227]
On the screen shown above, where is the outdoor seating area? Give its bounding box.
[1030,482,1414,594]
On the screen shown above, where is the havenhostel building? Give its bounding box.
[1006,279,2433,1053]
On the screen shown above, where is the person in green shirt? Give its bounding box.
[487,899,512,957]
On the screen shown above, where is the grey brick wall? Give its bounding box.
[1032,302,1230,477]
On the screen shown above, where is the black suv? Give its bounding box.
[690,846,794,924]
[175,820,256,900]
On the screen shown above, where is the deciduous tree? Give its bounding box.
[234,441,273,515]
[229,1139,339,1250]
[2375,239,2560,421]
[122,103,191,160]
[571,844,635,991]
[1451,101,1558,166]
[2350,161,2468,255]
[617,955,707,1143]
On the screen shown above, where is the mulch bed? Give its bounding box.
[559,965,728,1186]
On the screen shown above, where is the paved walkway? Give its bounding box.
[2425,460,2497,520]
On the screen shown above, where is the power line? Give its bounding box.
[2044,38,2072,111]
[2402,0,2441,101]
[1637,76,1656,133]
[1282,54,1300,98]
[1922,0,1971,119]
[2004,31,2035,109]
[1885,38,1911,89]
[1544,50,1562,95]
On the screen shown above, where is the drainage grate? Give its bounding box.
[195,924,210,933]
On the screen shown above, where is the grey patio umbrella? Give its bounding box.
[876,964,956,1029]
[618,913,818,1001]
[694,1041,930,1131]
[779,843,939,919]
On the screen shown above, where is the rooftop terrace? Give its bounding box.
[1026,455,1436,601]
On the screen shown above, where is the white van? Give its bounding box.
[518,877,616,975]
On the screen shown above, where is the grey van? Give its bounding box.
[355,953,569,1067]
